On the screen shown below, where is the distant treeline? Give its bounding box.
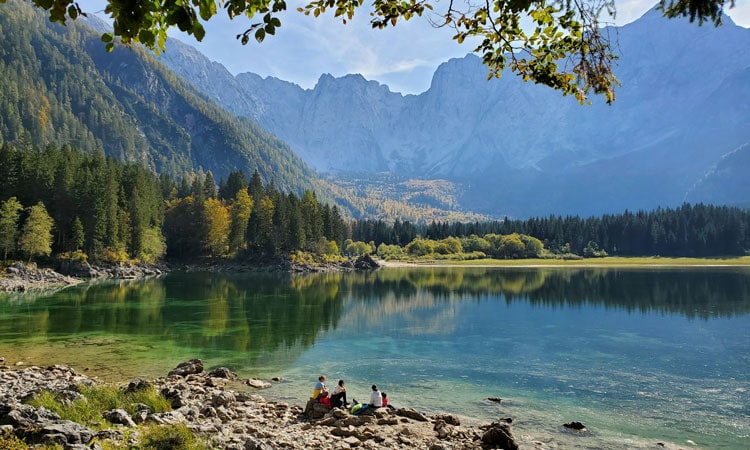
[0,144,346,263]
[1,144,748,263]
[351,205,750,257]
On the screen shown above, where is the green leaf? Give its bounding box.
[255,27,266,42]
[138,29,155,45]
[101,32,114,43]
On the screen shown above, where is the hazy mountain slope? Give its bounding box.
[160,7,750,217]
[685,143,750,208]
[0,0,317,193]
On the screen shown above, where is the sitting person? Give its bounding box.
[312,375,328,399]
[381,391,395,410]
[369,384,383,408]
[330,379,349,408]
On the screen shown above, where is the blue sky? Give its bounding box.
[90,1,750,95]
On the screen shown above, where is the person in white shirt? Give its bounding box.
[369,384,382,408]
[330,379,348,407]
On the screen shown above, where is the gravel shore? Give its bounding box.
[0,360,521,449]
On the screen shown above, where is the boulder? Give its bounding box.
[102,409,136,427]
[481,422,518,450]
[123,378,152,394]
[434,414,460,426]
[1,404,61,427]
[246,378,272,389]
[208,367,237,379]
[212,391,236,408]
[160,387,184,409]
[563,421,586,431]
[304,398,330,420]
[395,408,429,422]
[353,254,380,270]
[23,421,95,446]
[168,359,204,377]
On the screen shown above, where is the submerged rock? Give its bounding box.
[563,421,587,431]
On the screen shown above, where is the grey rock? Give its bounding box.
[246,378,272,389]
[434,414,460,426]
[395,408,429,422]
[481,422,518,450]
[102,409,136,427]
[563,421,587,431]
[95,429,125,441]
[244,438,277,450]
[123,378,152,394]
[212,391,236,407]
[208,367,237,379]
[168,359,204,377]
[24,421,95,445]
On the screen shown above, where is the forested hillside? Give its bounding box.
[0,0,316,193]
[0,145,346,262]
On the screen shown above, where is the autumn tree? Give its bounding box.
[0,196,23,261]
[13,0,736,103]
[203,198,231,256]
[18,202,54,262]
[229,188,254,254]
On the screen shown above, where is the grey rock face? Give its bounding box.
[160,10,750,217]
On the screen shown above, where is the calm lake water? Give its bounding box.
[1,267,749,449]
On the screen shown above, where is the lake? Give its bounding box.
[1,267,749,449]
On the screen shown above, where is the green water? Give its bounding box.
[1,267,749,449]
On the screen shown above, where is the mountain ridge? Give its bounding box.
[0,0,320,196]
[158,6,749,217]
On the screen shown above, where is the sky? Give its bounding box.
[90,1,750,95]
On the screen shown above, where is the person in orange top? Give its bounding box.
[381,391,395,410]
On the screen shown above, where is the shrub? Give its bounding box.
[26,384,170,426]
[141,424,205,450]
[0,434,28,450]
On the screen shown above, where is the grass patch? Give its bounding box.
[141,424,206,450]
[0,434,29,450]
[406,256,750,267]
[26,384,171,427]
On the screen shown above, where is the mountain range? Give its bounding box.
[1,0,747,220]
[158,6,750,218]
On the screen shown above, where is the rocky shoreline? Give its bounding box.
[0,255,380,293]
[0,261,166,293]
[0,359,519,449]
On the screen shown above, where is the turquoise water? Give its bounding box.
[1,267,749,448]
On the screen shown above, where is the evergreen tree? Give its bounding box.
[204,170,217,199]
[71,216,84,251]
[219,170,248,200]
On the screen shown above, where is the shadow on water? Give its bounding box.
[2,267,749,352]
[342,267,750,320]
